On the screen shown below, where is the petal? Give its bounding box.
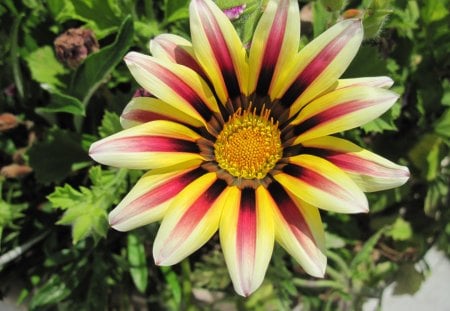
[109,165,206,231]
[273,19,364,117]
[120,97,203,129]
[288,86,399,144]
[268,181,326,277]
[149,34,209,81]
[220,187,275,297]
[153,173,229,265]
[274,154,369,213]
[124,51,221,126]
[335,76,394,90]
[190,0,248,103]
[248,0,300,96]
[301,136,410,192]
[89,120,204,169]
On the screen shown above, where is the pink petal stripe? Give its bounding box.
[121,109,180,124]
[268,181,317,258]
[159,179,228,257]
[292,100,374,136]
[110,167,206,226]
[282,163,349,202]
[236,188,257,294]
[196,0,241,99]
[125,53,214,122]
[90,135,199,154]
[302,147,410,178]
[152,36,209,81]
[280,21,360,108]
[255,0,288,95]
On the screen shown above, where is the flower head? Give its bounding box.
[90,0,409,296]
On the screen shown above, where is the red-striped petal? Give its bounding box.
[153,173,229,265]
[149,34,209,82]
[109,166,206,231]
[301,136,410,192]
[220,186,274,296]
[190,0,248,103]
[274,155,369,213]
[268,181,326,277]
[287,86,399,144]
[248,0,300,96]
[120,97,203,129]
[273,19,363,117]
[124,51,220,126]
[89,120,204,170]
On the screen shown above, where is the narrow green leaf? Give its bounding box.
[29,275,70,309]
[127,233,148,293]
[11,13,25,99]
[161,266,182,306]
[69,15,134,105]
[36,89,85,116]
[351,228,386,268]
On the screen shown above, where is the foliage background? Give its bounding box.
[0,0,449,310]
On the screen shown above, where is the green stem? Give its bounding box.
[180,259,192,311]
[293,278,344,290]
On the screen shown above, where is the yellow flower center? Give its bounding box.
[214,107,282,179]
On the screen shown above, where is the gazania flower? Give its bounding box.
[89,0,409,296]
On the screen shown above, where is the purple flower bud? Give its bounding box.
[223,4,246,20]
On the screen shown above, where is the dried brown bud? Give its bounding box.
[1,164,33,179]
[0,113,19,132]
[342,9,364,20]
[54,28,99,69]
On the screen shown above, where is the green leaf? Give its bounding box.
[424,180,448,216]
[29,275,70,309]
[312,0,333,38]
[320,0,345,12]
[408,133,443,180]
[351,228,386,268]
[69,15,134,106]
[363,8,392,39]
[25,46,68,88]
[387,218,413,241]
[325,232,346,249]
[98,111,122,138]
[421,0,449,24]
[48,166,127,244]
[127,233,148,293]
[434,108,450,140]
[164,0,189,23]
[393,264,424,295]
[161,266,182,306]
[48,184,85,210]
[72,214,92,244]
[36,88,85,116]
[362,101,401,133]
[28,128,90,183]
[230,1,262,45]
